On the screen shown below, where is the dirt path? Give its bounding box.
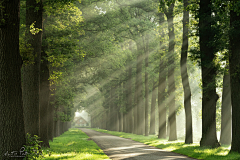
[80,128,197,160]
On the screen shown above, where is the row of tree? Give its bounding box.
[79,0,239,152]
[1,0,240,159]
[1,0,85,159]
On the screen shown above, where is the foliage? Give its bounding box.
[23,133,44,160]
[43,1,85,122]
[30,22,43,35]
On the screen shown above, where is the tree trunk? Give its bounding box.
[134,77,138,134]
[180,0,193,144]
[0,1,26,159]
[123,112,127,132]
[118,111,122,132]
[119,83,123,132]
[145,35,149,136]
[56,119,60,137]
[39,32,50,147]
[123,80,127,132]
[158,12,167,139]
[166,3,177,141]
[48,84,55,141]
[23,0,43,136]
[229,2,240,152]
[199,0,220,147]
[220,65,231,145]
[60,121,64,135]
[136,42,144,135]
[150,79,157,135]
[91,116,93,128]
[110,85,114,131]
[127,41,133,134]
[113,85,118,131]
[53,119,57,137]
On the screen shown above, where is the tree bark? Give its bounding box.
[133,77,138,134]
[55,119,60,137]
[48,84,55,141]
[22,0,43,136]
[158,12,167,139]
[0,1,26,159]
[113,85,118,131]
[39,29,50,147]
[145,35,149,136]
[166,3,177,141]
[123,80,127,132]
[127,41,133,134]
[60,121,64,135]
[110,85,115,131]
[136,42,144,135]
[229,2,240,152]
[220,65,231,145]
[199,0,220,147]
[180,0,193,144]
[150,79,157,135]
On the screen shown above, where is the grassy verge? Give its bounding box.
[91,128,240,160]
[38,128,110,160]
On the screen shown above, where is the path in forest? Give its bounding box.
[80,128,197,160]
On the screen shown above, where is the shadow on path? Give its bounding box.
[80,128,198,160]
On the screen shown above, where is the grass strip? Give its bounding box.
[91,128,240,160]
[38,128,110,160]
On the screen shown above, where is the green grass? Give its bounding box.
[38,128,110,160]
[91,128,240,160]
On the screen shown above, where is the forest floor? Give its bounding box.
[80,128,197,160]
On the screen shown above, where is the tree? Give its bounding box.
[180,0,193,144]
[199,0,220,147]
[220,65,231,145]
[22,0,43,136]
[144,34,150,136]
[159,0,177,141]
[136,40,144,135]
[158,12,167,139]
[39,36,50,147]
[126,43,133,133]
[150,79,157,135]
[229,0,240,152]
[43,1,84,138]
[0,1,26,159]
[48,84,56,141]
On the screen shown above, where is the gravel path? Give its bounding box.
[80,128,198,160]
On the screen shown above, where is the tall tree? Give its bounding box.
[39,22,50,147]
[160,0,177,141]
[180,0,193,144]
[48,84,56,141]
[136,40,144,135]
[158,12,167,139]
[166,2,177,141]
[150,79,157,135]
[199,0,220,147]
[229,0,240,152]
[22,0,43,136]
[220,65,231,145]
[144,35,149,136]
[134,68,138,134]
[126,52,133,133]
[0,1,26,159]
